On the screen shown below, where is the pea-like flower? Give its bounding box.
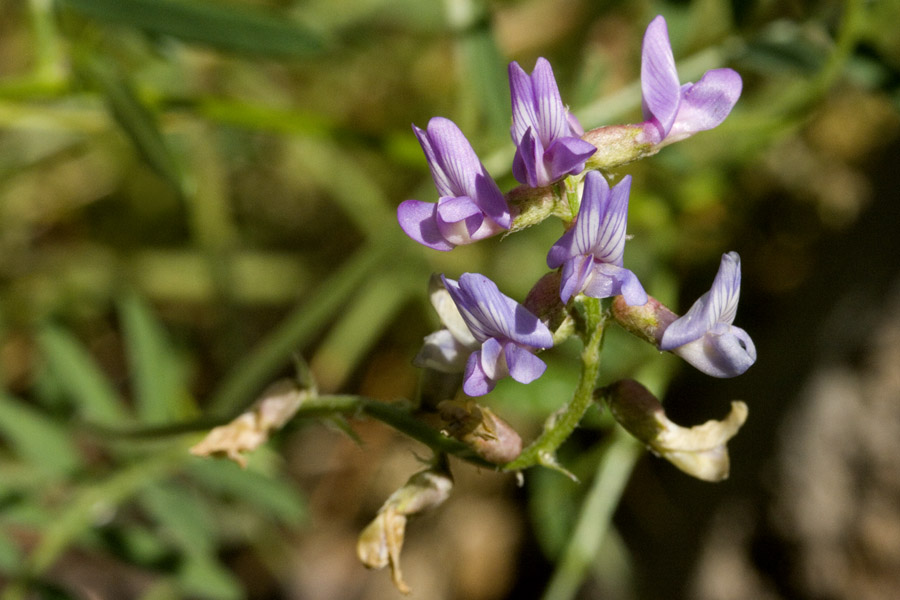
[442,273,553,396]
[546,171,648,306]
[659,252,756,377]
[640,15,742,148]
[509,58,597,188]
[397,117,510,251]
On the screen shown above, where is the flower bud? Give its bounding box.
[524,272,573,344]
[438,400,523,465]
[601,379,748,482]
[610,294,678,346]
[582,124,657,170]
[357,463,454,593]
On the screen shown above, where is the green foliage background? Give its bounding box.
[1,0,898,598]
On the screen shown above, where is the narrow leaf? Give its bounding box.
[119,292,188,424]
[0,392,82,474]
[37,325,129,425]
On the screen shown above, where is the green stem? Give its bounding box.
[85,394,496,469]
[504,298,605,472]
[541,428,643,600]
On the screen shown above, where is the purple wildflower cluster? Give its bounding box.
[399,16,755,396]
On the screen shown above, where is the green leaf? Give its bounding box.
[140,484,240,600]
[187,460,306,527]
[0,391,82,474]
[118,292,189,424]
[59,0,327,59]
[76,57,183,192]
[37,324,129,425]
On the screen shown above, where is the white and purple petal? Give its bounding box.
[671,323,756,378]
[641,15,681,142]
[660,252,742,351]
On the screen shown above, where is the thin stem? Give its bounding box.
[504,298,605,472]
[84,394,496,469]
[541,428,643,600]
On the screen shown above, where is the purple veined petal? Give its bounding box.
[422,117,485,199]
[397,200,454,251]
[666,69,742,143]
[463,350,494,396]
[708,252,741,325]
[559,254,593,304]
[659,252,743,351]
[672,323,756,377]
[512,127,547,187]
[442,274,513,342]
[505,343,548,384]
[413,123,455,198]
[435,196,481,223]
[574,172,605,255]
[641,15,681,140]
[510,303,554,348]
[591,174,632,265]
[530,57,570,146]
[509,61,539,145]
[545,136,596,183]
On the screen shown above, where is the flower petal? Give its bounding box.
[545,136,596,183]
[659,252,742,350]
[509,61,538,145]
[512,127,546,187]
[530,57,570,146]
[591,174,631,265]
[505,343,548,384]
[420,117,483,198]
[641,15,681,141]
[397,200,454,251]
[463,351,494,396]
[559,254,592,304]
[583,263,647,305]
[413,329,471,372]
[668,69,742,142]
[672,324,756,377]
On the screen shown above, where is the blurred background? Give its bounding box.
[1,0,899,598]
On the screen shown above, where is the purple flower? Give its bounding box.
[397,117,510,251]
[546,171,648,306]
[640,15,742,147]
[442,273,553,396]
[509,58,596,188]
[659,252,756,377]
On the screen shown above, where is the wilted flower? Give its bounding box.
[357,462,454,594]
[509,57,596,187]
[546,171,648,305]
[640,15,742,148]
[442,273,553,396]
[190,379,310,467]
[398,117,510,251]
[660,252,756,378]
[602,379,748,481]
